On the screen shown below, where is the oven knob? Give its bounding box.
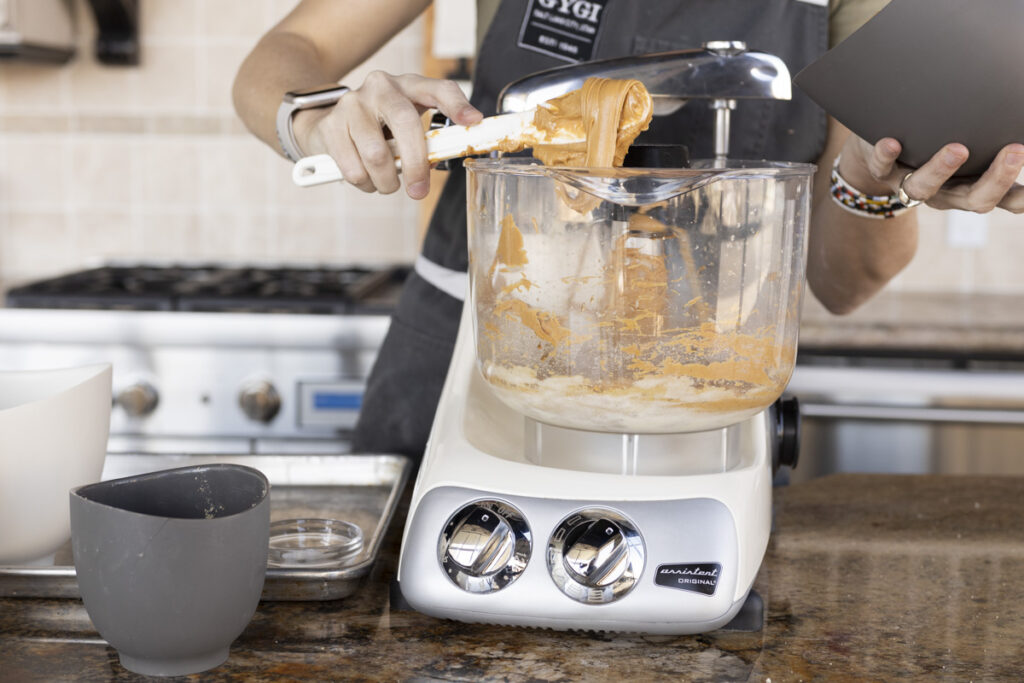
[115,382,159,418]
[438,501,531,594]
[548,509,644,604]
[238,380,281,423]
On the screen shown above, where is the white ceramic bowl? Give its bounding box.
[0,363,112,564]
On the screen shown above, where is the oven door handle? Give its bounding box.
[787,366,1024,404]
[787,366,1024,424]
[796,402,1024,425]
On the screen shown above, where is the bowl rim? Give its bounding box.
[0,363,111,415]
[71,463,270,521]
[464,156,818,178]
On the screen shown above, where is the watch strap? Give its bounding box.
[275,85,350,162]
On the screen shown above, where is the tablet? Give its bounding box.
[794,0,1024,177]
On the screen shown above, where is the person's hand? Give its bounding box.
[838,135,1024,214]
[294,72,482,199]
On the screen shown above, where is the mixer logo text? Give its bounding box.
[518,0,608,63]
[654,563,722,596]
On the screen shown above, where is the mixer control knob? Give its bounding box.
[115,382,159,418]
[562,518,630,587]
[438,501,531,594]
[548,509,644,604]
[238,380,281,423]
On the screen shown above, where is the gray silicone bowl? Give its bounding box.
[70,464,270,677]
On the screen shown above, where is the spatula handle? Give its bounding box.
[293,154,349,187]
[292,111,553,187]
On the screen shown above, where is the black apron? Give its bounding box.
[352,0,828,459]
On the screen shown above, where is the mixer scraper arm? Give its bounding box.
[497,42,791,163]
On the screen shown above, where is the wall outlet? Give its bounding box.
[946,210,989,249]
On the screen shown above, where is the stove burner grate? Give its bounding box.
[4,265,409,314]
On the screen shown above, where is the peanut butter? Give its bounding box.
[495,214,528,269]
[532,77,653,167]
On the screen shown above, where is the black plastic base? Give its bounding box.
[390,579,413,611]
[717,589,764,632]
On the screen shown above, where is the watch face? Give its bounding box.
[291,84,346,97]
[288,84,350,107]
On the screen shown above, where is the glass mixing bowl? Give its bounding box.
[466,156,815,434]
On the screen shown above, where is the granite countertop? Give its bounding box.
[799,290,1024,357]
[2,473,1023,681]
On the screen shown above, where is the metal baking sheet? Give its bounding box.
[0,453,410,601]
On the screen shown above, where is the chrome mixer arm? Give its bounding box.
[496,41,792,163]
[497,41,791,113]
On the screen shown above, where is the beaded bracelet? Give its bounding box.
[830,156,917,219]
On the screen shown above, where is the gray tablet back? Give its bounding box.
[794,0,1024,177]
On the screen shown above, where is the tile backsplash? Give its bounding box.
[0,0,424,287]
[1,0,1023,300]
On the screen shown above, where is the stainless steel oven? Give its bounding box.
[0,265,405,454]
[786,353,1024,483]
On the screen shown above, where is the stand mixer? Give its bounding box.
[398,44,811,634]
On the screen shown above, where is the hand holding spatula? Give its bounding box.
[293,78,652,188]
[292,108,587,187]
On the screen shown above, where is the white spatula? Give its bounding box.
[292,108,583,187]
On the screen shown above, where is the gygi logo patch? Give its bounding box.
[517,0,608,63]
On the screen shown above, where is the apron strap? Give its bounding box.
[414,254,468,301]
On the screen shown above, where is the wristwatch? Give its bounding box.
[275,84,350,162]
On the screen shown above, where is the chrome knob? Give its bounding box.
[562,518,630,587]
[548,509,644,604]
[238,380,281,423]
[439,501,531,594]
[115,382,159,418]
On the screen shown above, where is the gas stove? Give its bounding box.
[5,264,406,314]
[0,264,407,454]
